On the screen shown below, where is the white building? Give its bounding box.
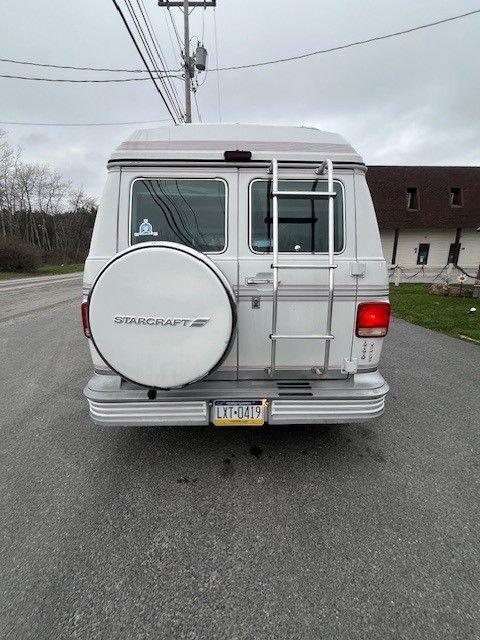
[367,166,480,281]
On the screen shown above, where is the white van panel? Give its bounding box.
[237,168,358,376]
[85,165,388,379]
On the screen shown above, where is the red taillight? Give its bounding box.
[81,301,91,338]
[356,302,391,338]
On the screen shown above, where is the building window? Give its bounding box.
[417,243,430,265]
[406,187,419,210]
[450,187,463,207]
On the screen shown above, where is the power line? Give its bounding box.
[211,8,480,71]
[135,0,184,120]
[0,7,477,79]
[125,0,183,120]
[0,56,151,73]
[0,118,171,127]
[124,0,182,120]
[111,0,178,122]
[163,5,182,70]
[167,7,183,51]
[0,72,181,83]
[201,2,206,43]
[192,87,202,122]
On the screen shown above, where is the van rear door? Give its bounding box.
[116,166,239,380]
[237,166,358,378]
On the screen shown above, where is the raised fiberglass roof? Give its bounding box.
[109,123,363,164]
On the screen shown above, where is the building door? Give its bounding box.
[448,243,461,265]
[417,243,430,265]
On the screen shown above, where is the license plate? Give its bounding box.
[213,400,266,426]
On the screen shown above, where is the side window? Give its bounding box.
[130,178,226,252]
[250,180,344,253]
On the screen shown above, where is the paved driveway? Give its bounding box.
[1,276,479,639]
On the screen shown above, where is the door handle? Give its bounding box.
[246,276,273,286]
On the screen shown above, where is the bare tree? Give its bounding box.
[0,131,97,263]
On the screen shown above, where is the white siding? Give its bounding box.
[383,229,456,268]
[379,227,479,280]
[380,229,394,264]
[458,228,480,269]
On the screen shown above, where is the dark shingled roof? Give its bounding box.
[366,166,480,229]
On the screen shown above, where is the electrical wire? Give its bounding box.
[138,0,184,120]
[111,0,178,122]
[1,8,479,76]
[0,72,181,83]
[123,0,183,121]
[201,1,206,43]
[167,6,183,51]
[163,6,182,69]
[0,118,171,127]
[138,5,182,122]
[211,8,480,71]
[135,0,184,121]
[192,87,202,122]
[195,66,208,88]
[123,0,181,121]
[0,56,150,73]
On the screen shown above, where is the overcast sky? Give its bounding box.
[2,0,480,199]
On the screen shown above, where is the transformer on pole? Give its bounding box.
[158,0,216,123]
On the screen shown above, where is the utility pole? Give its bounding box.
[183,0,192,122]
[158,0,216,123]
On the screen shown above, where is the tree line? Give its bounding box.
[0,130,97,264]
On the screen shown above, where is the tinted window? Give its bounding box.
[131,179,226,252]
[250,180,344,253]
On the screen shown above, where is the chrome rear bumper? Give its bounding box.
[84,371,388,426]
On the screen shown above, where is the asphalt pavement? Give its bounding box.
[1,275,479,640]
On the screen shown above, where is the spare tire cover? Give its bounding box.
[88,242,236,389]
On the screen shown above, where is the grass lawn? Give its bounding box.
[389,283,479,344]
[0,263,84,281]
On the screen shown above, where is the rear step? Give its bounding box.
[268,158,337,376]
[276,382,313,397]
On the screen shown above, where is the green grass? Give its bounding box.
[390,283,479,344]
[0,263,84,281]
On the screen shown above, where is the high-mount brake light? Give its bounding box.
[81,301,91,338]
[224,150,252,162]
[356,302,391,338]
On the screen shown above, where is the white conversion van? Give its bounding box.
[82,124,390,427]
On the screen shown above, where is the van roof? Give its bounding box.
[109,123,363,164]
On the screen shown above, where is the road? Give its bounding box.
[1,275,479,640]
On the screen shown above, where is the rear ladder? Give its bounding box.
[268,158,337,375]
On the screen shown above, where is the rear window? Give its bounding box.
[130,178,226,252]
[250,179,344,253]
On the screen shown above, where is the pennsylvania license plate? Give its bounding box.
[213,400,266,426]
